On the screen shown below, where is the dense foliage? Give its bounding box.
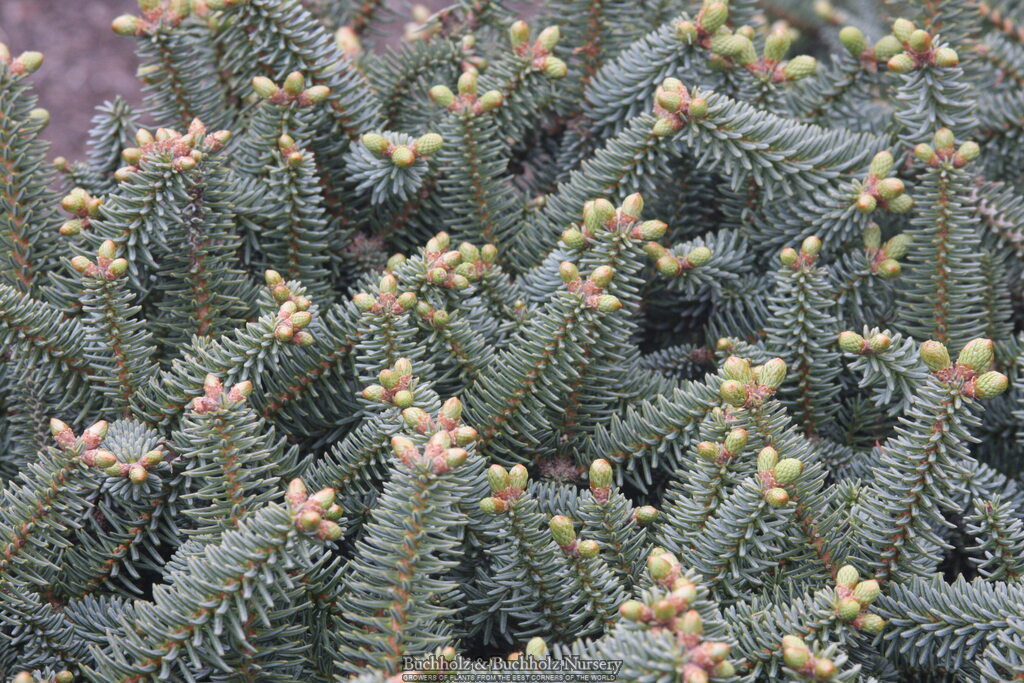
[1,0,1024,680]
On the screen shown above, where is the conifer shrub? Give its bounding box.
[2,0,1024,680]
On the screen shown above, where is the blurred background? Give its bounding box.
[0,0,141,160]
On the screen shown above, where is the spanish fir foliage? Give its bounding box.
[4,0,1024,680]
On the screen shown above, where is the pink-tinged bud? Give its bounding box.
[81,420,109,449]
[70,256,93,274]
[319,519,343,540]
[227,381,253,402]
[288,478,308,501]
[128,463,148,484]
[275,323,294,342]
[92,450,118,469]
[50,418,75,449]
[112,15,143,35]
[292,330,315,346]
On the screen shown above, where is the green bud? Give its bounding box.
[281,71,304,97]
[112,14,143,35]
[589,458,613,488]
[536,25,560,51]
[838,330,866,353]
[688,97,708,118]
[487,464,510,492]
[697,441,720,460]
[736,36,758,65]
[298,509,321,531]
[107,258,129,277]
[619,600,645,621]
[873,35,903,61]
[933,47,959,67]
[509,20,530,47]
[720,379,747,407]
[783,55,817,80]
[783,645,810,669]
[652,598,675,621]
[869,334,891,352]
[92,450,118,469]
[676,20,698,43]
[915,143,936,164]
[887,53,915,73]
[759,357,787,389]
[908,29,931,53]
[621,193,644,218]
[765,33,792,62]
[429,85,455,107]
[304,85,330,102]
[590,265,614,287]
[391,146,415,168]
[712,661,735,678]
[414,133,443,155]
[858,612,886,634]
[876,177,905,200]
[652,117,679,136]
[955,141,980,165]
[509,464,529,489]
[128,463,148,484]
[679,609,703,635]
[892,18,915,43]
[766,487,790,506]
[863,223,882,249]
[525,636,548,658]
[549,515,576,545]
[392,390,414,408]
[700,2,729,32]
[353,293,376,311]
[857,193,878,213]
[801,235,822,256]
[853,579,880,605]
[723,355,754,383]
[596,294,622,312]
[252,76,278,99]
[56,672,74,683]
[710,33,747,58]
[920,340,950,370]
[479,89,504,111]
[780,247,798,266]
[635,506,658,525]
[773,458,803,485]
[757,446,779,472]
[933,127,955,150]
[656,89,683,112]
[724,428,748,455]
[479,497,507,514]
[657,255,682,277]
[836,596,861,620]
[869,150,894,178]
[887,193,914,213]
[578,539,600,557]
[839,26,867,56]
[836,564,860,588]
[458,70,478,95]
[957,338,995,373]
[686,246,712,267]
[883,233,911,259]
[814,657,836,678]
[974,371,1009,399]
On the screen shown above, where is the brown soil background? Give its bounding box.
[0,0,141,161]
